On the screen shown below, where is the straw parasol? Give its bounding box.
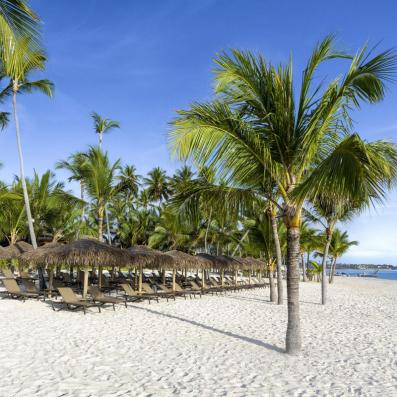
[1,241,33,260]
[165,250,204,291]
[128,245,175,292]
[20,239,145,297]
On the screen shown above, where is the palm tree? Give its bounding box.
[117,164,140,200]
[1,36,53,249]
[0,0,40,47]
[169,36,397,353]
[56,152,87,237]
[143,166,170,204]
[79,146,123,242]
[91,111,120,149]
[328,229,358,283]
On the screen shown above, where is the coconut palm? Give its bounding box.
[79,146,123,242]
[91,111,120,149]
[56,151,87,237]
[117,164,140,200]
[1,36,53,249]
[143,166,171,204]
[169,36,397,353]
[328,229,358,283]
[0,0,40,47]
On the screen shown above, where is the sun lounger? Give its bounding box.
[21,279,46,299]
[120,283,159,304]
[88,286,126,310]
[1,268,15,279]
[1,278,41,301]
[53,287,101,314]
[174,283,202,298]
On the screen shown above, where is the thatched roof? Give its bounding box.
[0,241,34,260]
[196,253,233,269]
[128,245,175,268]
[20,239,142,268]
[165,250,204,269]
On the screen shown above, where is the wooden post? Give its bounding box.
[221,268,224,287]
[172,268,176,292]
[83,268,89,298]
[249,269,252,285]
[202,268,206,291]
[98,265,103,288]
[161,269,166,284]
[48,268,53,298]
[138,264,143,293]
[235,269,238,286]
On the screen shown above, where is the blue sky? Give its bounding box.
[0,0,397,264]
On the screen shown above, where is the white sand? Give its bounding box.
[0,278,396,397]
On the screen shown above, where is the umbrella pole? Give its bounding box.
[83,268,89,298]
[249,270,252,285]
[161,269,166,284]
[172,268,176,292]
[139,264,143,293]
[48,268,53,298]
[98,265,102,288]
[202,268,206,291]
[234,269,238,287]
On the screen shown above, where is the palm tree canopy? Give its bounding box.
[91,111,120,135]
[169,36,397,217]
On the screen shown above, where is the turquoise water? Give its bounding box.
[336,269,397,281]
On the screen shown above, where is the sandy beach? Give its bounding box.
[0,277,396,397]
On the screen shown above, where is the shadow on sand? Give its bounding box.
[131,304,284,353]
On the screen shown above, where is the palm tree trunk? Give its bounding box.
[269,266,277,303]
[321,226,333,305]
[98,207,104,242]
[78,181,85,239]
[329,256,337,284]
[105,204,111,245]
[285,224,302,354]
[270,208,283,305]
[12,89,37,249]
[204,209,212,253]
[99,132,103,148]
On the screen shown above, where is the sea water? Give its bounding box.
[336,269,397,281]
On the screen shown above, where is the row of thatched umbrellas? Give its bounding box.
[0,239,266,298]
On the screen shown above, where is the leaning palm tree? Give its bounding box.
[328,229,358,283]
[169,36,397,353]
[91,111,120,149]
[1,36,53,249]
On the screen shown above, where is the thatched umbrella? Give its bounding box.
[20,239,140,298]
[128,245,175,292]
[165,250,203,291]
[1,241,33,260]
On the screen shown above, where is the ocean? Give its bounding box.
[335,269,397,281]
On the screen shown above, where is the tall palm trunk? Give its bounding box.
[285,223,302,354]
[268,262,277,303]
[204,208,212,253]
[105,204,111,244]
[77,181,85,239]
[321,226,333,305]
[12,88,37,249]
[99,132,103,148]
[329,256,337,284]
[98,206,104,242]
[270,207,283,305]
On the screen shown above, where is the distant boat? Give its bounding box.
[357,270,378,278]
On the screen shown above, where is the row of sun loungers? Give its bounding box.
[1,269,272,314]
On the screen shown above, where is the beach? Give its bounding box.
[0,277,396,397]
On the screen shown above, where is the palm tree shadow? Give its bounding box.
[224,295,274,304]
[131,305,285,353]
